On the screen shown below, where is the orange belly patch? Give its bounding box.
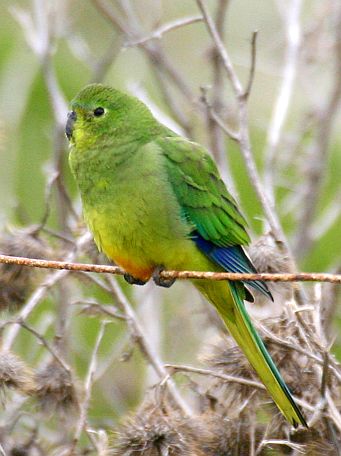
[114,256,154,281]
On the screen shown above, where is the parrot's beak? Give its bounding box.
[65,110,77,141]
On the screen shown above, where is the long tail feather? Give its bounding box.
[228,282,306,427]
[195,279,307,428]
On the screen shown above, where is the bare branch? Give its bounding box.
[243,31,258,100]
[195,1,296,250]
[200,87,240,142]
[205,0,238,192]
[17,320,71,374]
[1,233,92,352]
[260,325,341,382]
[196,0,243,96]
[263,0,303,202]
[71,320,108,452]
[74,300,126,321]
[105,277,194,417]
[165,363,265,389]
[0,253,340,283]
[92,0,194,101]
[294,3,341,256]
[124,15,203,47]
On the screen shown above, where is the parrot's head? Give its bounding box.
[65,84,161,150]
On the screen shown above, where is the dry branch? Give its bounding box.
[0,253,340,284]
[71,320,108,452]
[124,15,203,47]
[263,0,303,202]
[165,363,265,390]
[105,276,194,417]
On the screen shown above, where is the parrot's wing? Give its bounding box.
[158,136,250,246]
[158,135,272,300]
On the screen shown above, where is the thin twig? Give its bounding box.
[196,0,242,95]
[260,325,341,382]
[243,31,258,100]
[263,0,303,202]
[321,352,330,398]
[259,440,304,453]
[124,15,203,47]
[106,277,193,417]
[74,300,126,321]
[205,0,238,193]
[0,254,340,283]
[196,1,294,246]
[92,0,194,101]
[164,363,265,390]
[200,87,240,141]
[294,2,341,256]
[17,320,71,374]
[1,233,91,352]
[71,320,108,452]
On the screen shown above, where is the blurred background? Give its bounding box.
[0,0,341,454]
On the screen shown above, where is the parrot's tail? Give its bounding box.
[195,280,307,428]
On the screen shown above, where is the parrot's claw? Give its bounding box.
[123,273,147,286]
[152,266,176,288]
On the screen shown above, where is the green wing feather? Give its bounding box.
[157,136,250,246]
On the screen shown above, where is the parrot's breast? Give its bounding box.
[79,143,195,280]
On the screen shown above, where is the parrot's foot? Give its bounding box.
[152,266,176,288]
[123,273,147,286]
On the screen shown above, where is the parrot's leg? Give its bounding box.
[123,273,147,286]
[152,266,176,288]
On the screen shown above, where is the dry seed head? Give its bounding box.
[113,404,269,456]
[112,401,198,456]
[9,443,43,456]
[248,235,293,312]
[201,335,266,417]
[35,360,78,415]
[0,350,36,395]
[291,429,341,455]
[0,227,51,311]
[191,412,265,456]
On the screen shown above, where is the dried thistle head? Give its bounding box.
[291,426,341,455]
[201,334,267,420]
[0,350,36,396]
[190,412,269,456]
[113,403,271,456]
[0,227,51,311]
[111,401,200,456]
[9,440,44,456]
[248,235,293,313]
[35,360,78,416]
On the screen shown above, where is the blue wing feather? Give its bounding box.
[194,234,273,301]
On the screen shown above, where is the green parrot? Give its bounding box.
[66,83,307,428]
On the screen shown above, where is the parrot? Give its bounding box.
[66,83,307,428]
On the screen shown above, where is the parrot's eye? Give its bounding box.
[93,107,105,117]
